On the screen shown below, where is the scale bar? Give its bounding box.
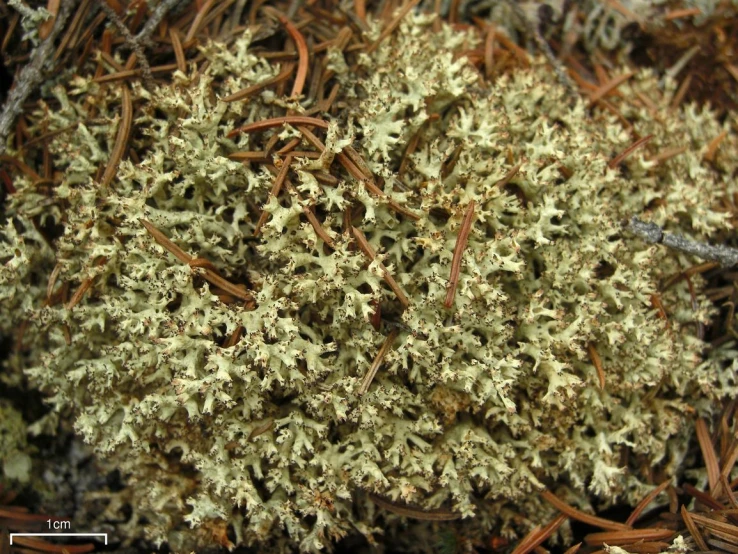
[10,533,108,545]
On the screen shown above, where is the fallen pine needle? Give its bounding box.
[352,227,409,308]
[681,505,709,551]
[511,515,567,554]
[100,84,132,188]
[584,528,674,547]
[541,490,631,531]
[444,201,475,308]
[358,329,398,395]
[587,343,606,390]
[608,134,654,169]
[625,479,671,526]
[368,493,461,521]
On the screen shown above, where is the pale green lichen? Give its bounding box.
[1,13,738,553]
[0,400,33,483]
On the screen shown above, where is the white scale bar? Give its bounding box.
[10,533,108,545]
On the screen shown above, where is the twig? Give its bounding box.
[0,0,78,156]
[136,0,186,45]
[99,1,154,87]
[626,217,738,268]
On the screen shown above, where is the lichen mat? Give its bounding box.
[2,11,738,554]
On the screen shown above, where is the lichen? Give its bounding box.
[0,400,32,483]
[1,13,737,553]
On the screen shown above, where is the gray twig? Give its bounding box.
[135,0,187,45]
[99,2,154,87]
[626,217,738,267]
[0,0,78,157]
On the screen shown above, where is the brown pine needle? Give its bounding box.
[584,529,674,547]
[723,475,738,509]
[562,543,582,554]
[284,181,336,248]
[140,219,191,264]
[140,220,255,303]
[625,480,671,526]
[254,155,293,236]
[228,151,269,162]
[248,418,275,440]
[608,134,654,169]
[351,227,409,308]
[704,130,729,162]
[664,7,702,20]
[227,116,328,138]
[708,538,738,554]
[494,31,530,67]
[355,0,367,21]
[589,72,634,108]
[185,0,215,42]
[170,28,186,72]
[689,512,738,539]
[46,263,62,301]
[398,115,439,177]
[221,65,295,102]
[366,0,421,54]
[696,418,720,493]
[484,24,495,81]
[541,490,631,531]
[66,258,106,310]
[648,145,688,165]
[721,440,738,482]
[92,68,139,84]
[444,201,475,309]
[511,515,567,554]
[10,536,95,553]
[100,84,132,188]
[496,162,522,187]
[188,257,220,273]
[222,325,243,348]
[262,7,308,98]
[298,126,420,220]
[683,483,725,510]
[276,137,302,155]
[367,493,461,521]
[66,279,93,310]
[670,73,693,109]
[587,343,606,389]
[358,329,398,395]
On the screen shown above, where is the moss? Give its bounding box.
[1,14,737,553]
